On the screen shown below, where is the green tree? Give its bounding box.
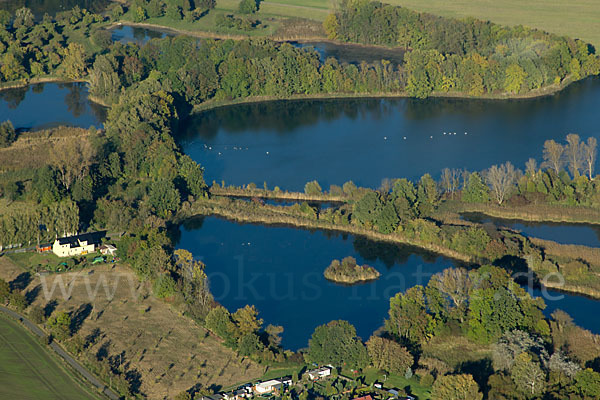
[149,179,181,218]
[570,369,600,399]
[431,374,483,400]
[462,172,489,203]
[0,121,16,148]
[386,285,434,343]
[307,320,368,369]
[47,311,72,341]
[238,0,258,14]
[205,306,237,346]
[238,333,264,356]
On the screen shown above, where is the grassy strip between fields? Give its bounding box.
[0,313,103,400]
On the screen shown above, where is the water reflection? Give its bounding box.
[109,25,172,45]
[180,76,600,190]
[0,83,106,129]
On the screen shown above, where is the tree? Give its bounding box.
[307,320,369,369]
[542,139,565,174]
[304,180,322,196]
[510,352,546,397]
[49,138,95,190]
[431,374,483,400]
[570,369,600,399]
[238,0,258,14]
[440,168,461,198]
[13,8,34,29]
[366,336,413,374]
[61,43,87,79]
[232,305,263,336]
[504,63,527,94]
[485,161,518,205]
[205,306,236,345]
[565,133,583,177]
[429,268,472,312]
[548,351,581,382]
[386,286,434,343]
[148,179,181,218]
[462,172,489,203]
[492,330,548,372]
[583,136,597,180]
[0,120,16,148]
[47,311,72,341]
[0,278,10,302]
[29,305,46,324]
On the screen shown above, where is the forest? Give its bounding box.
[324,0,600,97]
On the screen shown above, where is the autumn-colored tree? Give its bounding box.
[49,137,95,190]
[61,43,87,79]
[504,64,527,94]
[542,139,565,174]
[431,374,483,400]
[232,305,263,336]
[366,336,413,374]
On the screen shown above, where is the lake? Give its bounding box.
[462,213,600,248]
[177,216,600,350]
[180,77,600,192]
[0,83,105,130]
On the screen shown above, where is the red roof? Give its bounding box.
[353,396,373,400]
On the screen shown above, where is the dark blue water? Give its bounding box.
[177,216,600,349]
[177,216,455,349]
[0,83,105,130]
[109,25,172,45]
[180,77,600,192]
[462,213,600,248]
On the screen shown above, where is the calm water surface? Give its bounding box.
[177,216,600,349]
[109,25,172,44]
[180,77,600,192]
[462,213,600,248]
[0,83,105,130]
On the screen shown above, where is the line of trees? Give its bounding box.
[324,0,600,98]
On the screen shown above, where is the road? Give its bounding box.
[0,305,120,400]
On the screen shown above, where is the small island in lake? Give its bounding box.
[324,256,381,284]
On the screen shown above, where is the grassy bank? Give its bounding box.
[443,201,600,226]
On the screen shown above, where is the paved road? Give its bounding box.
[0,305,120,400]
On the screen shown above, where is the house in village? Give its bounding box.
[254,379,283,395]
[306,366,332,381]
[52,233,101,257]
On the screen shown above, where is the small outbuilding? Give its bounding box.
[254,379,282,395]
[98,244,117,256]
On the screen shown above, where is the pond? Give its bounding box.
[177,216,600,350]
[109,24,173,45]
[462,213,600,248]
[179,77,600,192]
[0,83,105,130]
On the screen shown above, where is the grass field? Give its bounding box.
[0,314,100,400]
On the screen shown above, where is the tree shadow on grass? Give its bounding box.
[70,303,93,334]
[10,272,31,291]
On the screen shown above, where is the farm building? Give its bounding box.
[52,233,101,257]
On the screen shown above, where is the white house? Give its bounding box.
[306,366,332,380]
[52,234,96,257]
[254,379,282,395]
